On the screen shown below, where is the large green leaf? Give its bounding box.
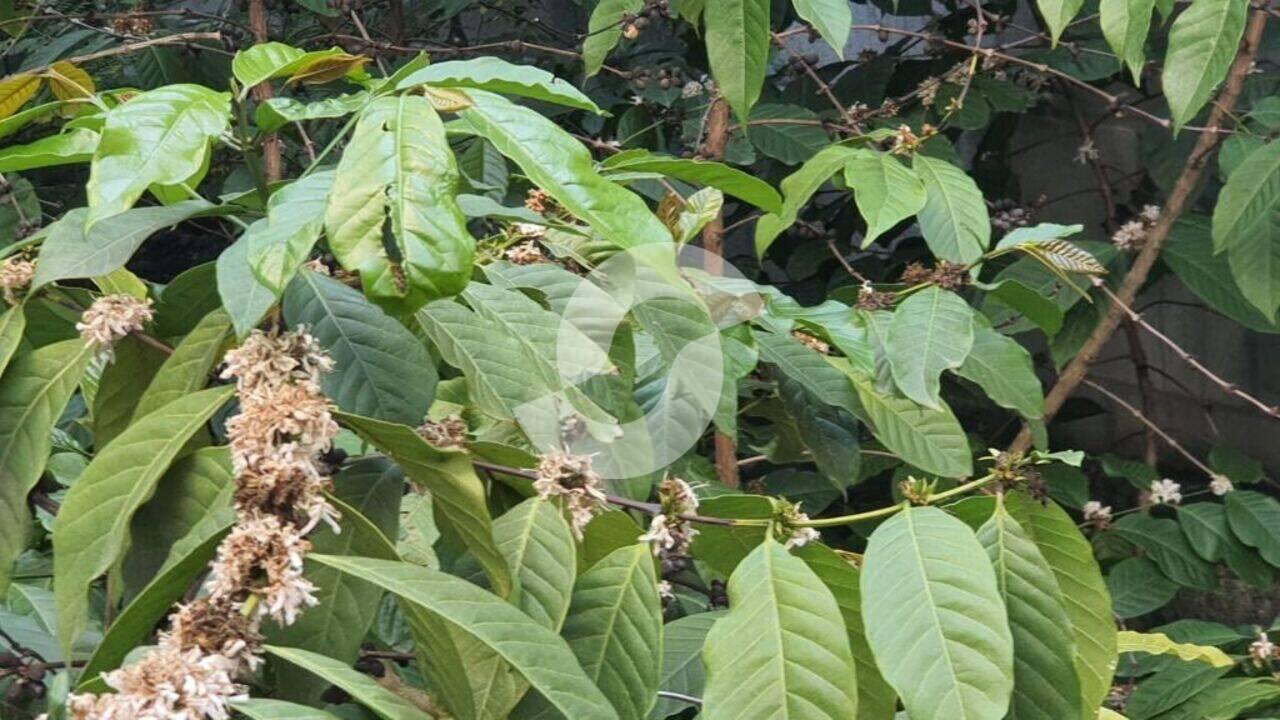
[744,104,830,164]
[325,94,475,312]
[53,385,233,654]
[977,502,1082,720]
[246,171,334,296]
[955,317,1044,419]
[1212,140,1280,253]
[396,57,603,115]
[778,377,861,490]
[601,150,782,213]
[85,84,230,227]
[704,0,770,123]
[233,698,343,720]
[32,202,218,289]
[754,145,860,256]
[792,0,851,57]
[283,270,436,426]
[92,335,166,447]
[650,611,723,719]
[232,42,345,89]
[755,329,863,420]
[1112,514,1217,589]
[1225,489,1280,566]
[1124,661,1228,719]
[459,91,672,250]
[886,287,974,408]
[268,459,403,704]
[1163,217,1280,333]
[1005,493,1115,719]
[335,411,512,598]
[581,0,644,77]
[0,305,24,380]
[494,497,576,630]
[0,340,92,593]
[1106,557,1178,619]
[217,236,278,339]
[846,369,972,478]
[796,544,896,720]
[1221,179,1280,320]
[0,128,97,172]
[1099,0,1156,84]
[1178,501,1273,585]
[702,538,859,719]
[1161,0,1248,131]
[265,645,433,720]
[913,155,991,265]
[861,505,1013,720]
[309,554,621,720]
[844,149,926,246]
[132,308,231,421]
[256,93,370,133]
[1037,0,1086,44]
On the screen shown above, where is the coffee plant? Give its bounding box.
[1,0,1279,717]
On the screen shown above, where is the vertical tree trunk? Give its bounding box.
[248,0,283,183]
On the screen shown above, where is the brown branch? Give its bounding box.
[770,32,853,127]
[1121,318,1159,466]
[247,1,282,183]
[1082,379,1216,479]
[1010,8,1270,453]
[19,32,222,76]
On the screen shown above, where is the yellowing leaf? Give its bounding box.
[422,86,472,113]
[0,74,42,119]
[1116,630,1235,667]
[46,62,94,101]
[286,53,369,85]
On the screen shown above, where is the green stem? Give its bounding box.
[791,473,997,528]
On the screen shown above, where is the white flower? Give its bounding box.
[1111,220,1147,251]
[1250,632,1276,666]
[657,580,675,601]
[1074,139,1099,165]
[1139,204,1161,223]
[1209,474,1234,496]
[1082,500,1113,526]
[1149,478,1183,505]
[534,452,609,538]
[76,294,154,354]
[680,80,704,98]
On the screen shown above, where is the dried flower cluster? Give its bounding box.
[504,240,548,265]
[855,283,896,311]
[76,294,154,356]
[901,261,969,290]
[418,415,468,449]
[1111,205,1161,251]
[0,254,35,304]
[791,330,830,355]
[639,477,700,562]
[67,329,339,719]
[1082,500,1113,529]
[534,452,609,537]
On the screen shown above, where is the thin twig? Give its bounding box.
[19,32,222,75]
[1082,379,1216,479]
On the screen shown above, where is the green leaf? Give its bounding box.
[233,698,343,720]
[1156,677,1280,720]
[582,0,644,77]
[955,317,1044,419]
[1163,217,1280,333]
[778,377,861,489]
[846,368,972,478]
[1036,0,1086,43]
[32,202,219,289]
[246,171,334,296]
[1004,493,1115,719]
[1225,489,1280,566]
[1115,630,1233,667]
[92,335,166,447]
[1222,181,1280,320]
[1124,661,1228,720]
[325,95,475,312]
[793,0,851,57]
[78,527,229,688]
[755,145,860,256]
[1178,502,1272,586]
[396,57,603,115]
[494,497,576,630]
[517,543,662,720]
[744,104,830,164]
[85,84,230,227]
[755,329,863,419]
[703,538,859,719]
[1112,514,1218,589]
[0,304,24,380]
[601,150,782,213]
[861,505,1013,720]
[1161,0,1248,132]
[265,645,433,720]
[335,411,512,598]
[796,544,897,720]
[268,459,403,704]
[0,128,97,172]
[232,43,345,89]
[283,270,436,426]
[459,91,671,251]
[1100,0,1156,84]
[886,287,975,408]
[843,149,926,246]
[132,308,231,421]
[53,385,233,654]
[671,187,724,244]
[309,554,621,720]
[977,503,1083,720]
[256,93,370,134]
[0,340,92,594]
[218,235,278,339]
[650,611,723,719]
[1107,557,1178,619]
[913,155,991,265]
[1213,140,1280,254]
[705,0,770,123]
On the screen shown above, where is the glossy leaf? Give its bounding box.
[886,287,975,408]
[1113,514,1217,589]
[704,0,770,123]
[1107,557,1178,619]
[494,497,576,630]
[755,145,860,256]
[1161,0,1248,131]
[846,368,972,477]
[844,149,925,246]
[53,385,234,654]
[0,128,97,172]
[0,304,24,379]
[396,57,603,114]
[914,155,991,264]
[85,84,230,227]
[233,43,346,89]
[245,171,334,295]
[793,0,851,57]
[703,538,859,719]
[582,0,644,77]
[132,308,231,421]
[283,270,436,426]
[1100,0,1156,83]
[955,317,1044,419]
[256,93,370,133]
[265,645,433,720]
[218,235,279,339]
[1225,489,1280,566]
[233,699,343,720]
[651,611,723,719]
[862,505,1013,720]
[602,150,782,213]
